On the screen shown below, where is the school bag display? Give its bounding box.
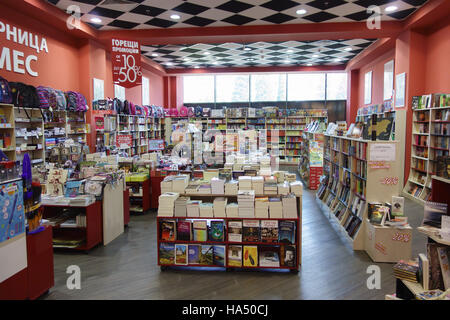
[9,82,40,108]
[0,77,12,104]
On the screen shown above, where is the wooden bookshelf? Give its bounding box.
[157,193,302,272]
[0,104,16,160]
[316,135,402,251]
[403,95,449,205]
[298,131,324,190]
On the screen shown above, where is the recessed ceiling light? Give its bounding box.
[183,58,189,61]
[385,6,398,12]
[166,62,173,66]
[246,58,255,61]
[307,63,313,66]
[312,54,319,58]
[203,52,210,55]
[170,14,181,20]
[284,60,291,64]
[151,53,158,57]
[287,49,294,53]
[90,17,102,24]
[344,47,352,51]
[194,66,200,69]
[243,47,252,51]
[296,9,307,15]
[334,58,341,62]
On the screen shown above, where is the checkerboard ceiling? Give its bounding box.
[47,0,428,30]
[140,39,376,68]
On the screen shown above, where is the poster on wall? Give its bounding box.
[111,38,142,88]
[395,72,406,109]
[369,143,396,162]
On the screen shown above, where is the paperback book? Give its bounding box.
[260,220,279,243]
[280,244,296,267]
[259,246,280,267]
[177,220,192,241]
[228,220,243,242]
[278,220,296,244]
[228,245,242,267]
[242,220,260,242]
[243,245,258,267]
[209,220,224,242]
[159,243,175,265]
[213,245,226,267]
[188,244,201,264]
[200,245,214,265]
[175,244,188,265]
[160,220,176,241]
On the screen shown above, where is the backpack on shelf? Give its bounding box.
[187,107,195,117]
[37,86,57,110]
[156,106,163,118]
[54,89,67,110]
[129,102,136,115]
[202,108,211,117]
[10,82,40,108]
[65,91,79,112]
[194,106,203,117]
[122,100,130,115]
[0,77,12,104]
[113,98,123,114]
[179,106,188,117]
[142,106,150,117]
[163,108,170,117]
[169,108,178,117]
[135,105,143,116]
[74,92,88,112]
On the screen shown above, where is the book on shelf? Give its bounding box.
[193,220,208,242]
[188,244,201,264]
[200,245,214,265]
[437,247,450,290]
[259,246,280,267]
[175,244,188,265]
[427,243,446,290]
[242,220,260,242]
[282,194,297,218]
[228,220,242,242]
[213,197,227,217]
[255,197,269,218]
[174,196,189,217]
[177,220,192,241]
[260,220,279,243]
[280,244,296,267]
[226,202,239,218]
[418,253,430,291]
[423,201,448,228]
[199,202,214,217]
[393,260,419,282]
[368,202,385,225]
[268,197,283,219]
[209,220,224,242]
[278,220,296,244]
[228,245,242,267]
[161,220,176,241]
[159,243,175,265]
[243,245,258,267]
[213,245,226,267]
[186,200,201,217]
[391,196,405,217]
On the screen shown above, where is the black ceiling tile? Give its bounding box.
[387,8,416,20]
[153,48,175,54]
[67,0,102,4]
[306,0,347,10]
[293,56,308,60]
[107,20,139,29]
[216,0,254,13]
[219,58,233,62]
[349,49,364,54]
[266,45,287,51]
[160,54,179,59]
[267,52,284,56]
[261,0,298,12]
[321,49,340,55]
[187,54,204,58]
[344,10,373,21]
[180,48,201,53]
[353,0,396,8]
[172,2,209,15]
[354,42,373,48]
[295,44,316,50]
[145,18,177,28]
[213,53,232,58]
[208,47,229,53]
[47,0,61,4]
[402,0,427,5]
[240,52,258,57]
[325,43,347,49]
[130,5,166,17]
[222,14,256,26]
[183,16,216,27]
[303,11,339,23]
[268,57,281,61]
[86,22,102,29]
[89,7,123,18]
[261,13,296,24]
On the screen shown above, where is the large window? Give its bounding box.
[364,71,372,104]
[326,73,347,100]
[287,73,325,101]
[114,84,125,100]
[251,74,286,102]
[215,74,249,102]
[183,75,215,103]
[142,76,150,105]
[384,60,394,101]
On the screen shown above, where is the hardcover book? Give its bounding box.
[209,220,224,242]
[188,244,201,264]
[437,247,450,290]
[177,220,192,241]
[427,243,445,290]
[200,245,214,265]
[213,245,226,267]
[391,196,405,217]
[193,220,208,242]
[280,244,296,267]
[175,244,188,265]
[423,202,448,228]
[260,220,279,243]
[259,246,280,267]
[159,243,175,265]
[243,245,258,267]
[228,220,243,242]
[278,220,296,244]
[418,253,430,290]
[160,220,176,241]
[228,245,242,267]
[242,220,260,242]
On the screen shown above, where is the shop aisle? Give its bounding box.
[42,180,426,300]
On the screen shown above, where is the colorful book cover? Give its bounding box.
[160,220,176,241]
[427,243,445,290]
[200,245,214,265]
[260,220,279,243]
[175,244,188,265]
[159,243,175,265]
[193,220,207,242]
[242,220,260,242]
[243,246,258,267]
[280,245,296,267]
[177,221,192,241]
[228,245,242,267]
[228,220,242,242]
[423,202,448,228]
[209,220,224,242]
[213,245,226,267]
[391,196,404,217]
[259,246,280,267]
[437,247,450,290]
[278,220,295,244]
[188,244,201,264]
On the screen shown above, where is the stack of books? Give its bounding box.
[277,182,290,195]
[285,173,297,182]
[225,180,238,195]
[238,176,253,191]
[273,171,285,183]
[197,183,212,194]
[203,169,219,182]
[174,196,189,217]
[172,175,189,193]
[393,260,419,283]
[264,182,278,195]
[226,203,239,217]
[238,190,255,218]
[157,192,180,217]
[161,176,174,193]
[211,177,225,194]
[251,176,264,194]
[255,196,269,218]
[282,194,297,218]
[185,183,199,194]
[186,200,201,217]
[199,202,214,217]
[213,197,227,218]
[269,197,283,218]
[290,181,303,196]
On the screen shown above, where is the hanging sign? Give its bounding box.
[116,134,132,148]
[111,38,142,88]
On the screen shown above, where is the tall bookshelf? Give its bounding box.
[403,94,450,204]
[298,131,324,190]
[14,107,45,166]
[0,104,16,161]
[316,135,402,250]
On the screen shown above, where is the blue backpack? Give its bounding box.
[0,77,12,104]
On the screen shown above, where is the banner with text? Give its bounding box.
[111,38,142,88]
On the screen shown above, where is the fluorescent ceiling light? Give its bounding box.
[194,66,200,69]
[91,17,102,24]
[284,60,291,63]
[170,14,181,20]
[296,9,307,15]
[385,6,398,12]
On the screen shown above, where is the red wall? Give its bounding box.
[125,68,164,106]
[425,23,450,93]
[358,49,395,107]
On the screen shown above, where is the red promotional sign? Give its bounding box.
[116,134,132,148]
[111,38,142,88]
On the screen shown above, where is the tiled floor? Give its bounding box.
[42,182,427,300]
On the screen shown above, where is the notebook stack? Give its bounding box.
[226,203,239,217]
[277,182,290,195]
[238,176,253,191]
[238,190,255,218]
[174,196,189,217]
[255,196,269,218]
[157,192,180,217]
[199,202,214,217]
[172,175,189,193]
[225,180,239,195]
[186,200,201,217]
[282,194,297,218]
[290,181,303,197]
[211,177,225,194]
[161,176,174,193]
[251,176,264,195]
[393,260,419,283]
[269,197,283,218]
[213,197,227,218]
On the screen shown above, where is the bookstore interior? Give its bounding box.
[0,0,449,302]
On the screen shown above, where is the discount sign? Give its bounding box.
[111,38,142,88]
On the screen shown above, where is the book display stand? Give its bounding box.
[298,131,324,190]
